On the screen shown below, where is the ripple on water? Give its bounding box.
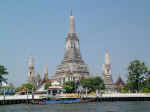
[0,102,150,112]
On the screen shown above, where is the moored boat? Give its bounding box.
[41,98,82,104]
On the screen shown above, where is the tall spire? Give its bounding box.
[105,52,110,65]
[43,65,48,82]
[70,9,72,16]
[69,9,75,33]
[102,52,114,91]
[29,56,34,67]
[28,56,35,83]
[54,10,90,80]
[44,65,48,74]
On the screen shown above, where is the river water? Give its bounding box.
[0,102,150,112]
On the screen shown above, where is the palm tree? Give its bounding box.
[0,65,8,87]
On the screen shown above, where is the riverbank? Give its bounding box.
[1,93,150,105]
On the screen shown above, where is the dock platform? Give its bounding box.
[1,93,150,105]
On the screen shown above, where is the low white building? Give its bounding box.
[47,80,64,95]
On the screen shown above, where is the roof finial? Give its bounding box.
[29,56,34,67]
[105,52,110,65]
[70,9,72,16]
[44,65,48,74]
[69,9,75,33]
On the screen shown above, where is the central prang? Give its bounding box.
[53,12,90,85]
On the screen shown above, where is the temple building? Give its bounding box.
[27,56,50,89]
[53,11,90,85]
[28,56,35,83]
[43,65,49,82]
[36,73,42,88]
[114,75,125,92]
[102,52,114,91]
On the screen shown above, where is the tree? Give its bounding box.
[123,82,132,93]
[141,72,150,93]
[127,60,148,92]
[44,82,52,89]
[0,65,8,87]
[62,81,76,93]
[3,85,15,90]
[16,83,35,93]
[81,76,104,92]
[16,86,23,92]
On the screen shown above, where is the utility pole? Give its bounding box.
[85,87,88,97]
[32,88,34,104]
[26,88,29,104]
[3,88,5,104]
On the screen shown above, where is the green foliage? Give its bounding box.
[141,88,150,93]
[140,77,150,93]
[120,88,128,93]
[16,83,35,92]
[123,82,132,92]
[23,83,35,91]
[16,86,23,92]
[0,65,8,87]
[44,82,52,89]
[3,86,15,90]
[81,76,104,92]
[100,90,105,94]
[127,60,148,92]
[62,81,76,93]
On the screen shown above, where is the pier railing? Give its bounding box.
[88,93,150,98]
[0,94,41,100]
[1,93,150,101]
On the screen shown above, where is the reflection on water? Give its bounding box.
[0,102,150,112]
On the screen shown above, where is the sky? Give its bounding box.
[0,0,150,86]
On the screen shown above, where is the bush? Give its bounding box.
[62,81,76,93]
[81,76,104,92]
[44,82,52,90]
[141,88,150,93]
[16,83,35,93]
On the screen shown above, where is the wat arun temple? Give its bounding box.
[27,11,114,91]
[52,12,90,85]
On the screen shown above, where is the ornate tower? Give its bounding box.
[36,72,41,88]
[54,11,89,83]
[43,65,48,82]
[102,52,114,91]
[28,56,35,83]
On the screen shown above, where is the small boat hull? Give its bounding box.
[41,98,82,104]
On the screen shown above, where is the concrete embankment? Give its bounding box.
[0,94,42,105]
[1,93,150,105]
[88,93,150,101]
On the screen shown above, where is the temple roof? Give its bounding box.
[115,76,125,86]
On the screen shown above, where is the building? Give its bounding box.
[114,75,125,92]
[53,11,90,85]
[27,56,50,89]
[43,65,49,82]
[36,73,42,88]
[47,80,64,95]
[28,56,35,83]
[102,52,114,91]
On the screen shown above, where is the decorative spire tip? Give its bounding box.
[70,9,72,16]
